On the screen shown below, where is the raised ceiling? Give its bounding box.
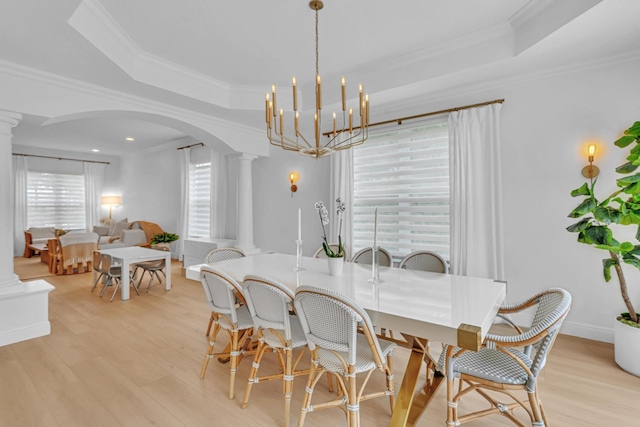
[2,0,639,155]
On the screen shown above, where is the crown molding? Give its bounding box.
[69,0,232,108]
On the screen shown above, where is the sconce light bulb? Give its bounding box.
[588,144,596,157]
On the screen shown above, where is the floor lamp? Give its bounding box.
[101,195,122,220]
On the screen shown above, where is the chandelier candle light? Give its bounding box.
[265,0,369,160]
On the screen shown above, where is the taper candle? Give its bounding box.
[298,208,302,241]
[373,208,378,248]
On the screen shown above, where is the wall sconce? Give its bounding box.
[581,144,600,179]
[289,172,298,197]
[101,195,122,219]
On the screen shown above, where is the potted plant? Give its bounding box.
[150,232,179,251]
[567,121,640,376]
[315,198,346,276]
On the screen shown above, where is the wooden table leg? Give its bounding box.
[389,336,444,427]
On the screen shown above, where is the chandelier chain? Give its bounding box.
[315,8,319,77]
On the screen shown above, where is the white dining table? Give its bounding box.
[99,246,172,300]
[188,253,505,427]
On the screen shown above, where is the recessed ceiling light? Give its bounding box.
[125,137,135,141]
[92,149,100,152]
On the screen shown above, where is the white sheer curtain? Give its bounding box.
[330,144,354,259]
[84,162,106,232]
[448,103,505,280]
[176,147,190,261]
[13,155,28,256]
[211,150,228,238]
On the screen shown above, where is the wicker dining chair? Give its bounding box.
[437,288,572,427]
[203,248,246,336]
[351,247,393,267]
[205,247,246,265]
[398,250,448,273]
[240,275,311,427]
[294,286,396,427]
[199,266,254,400]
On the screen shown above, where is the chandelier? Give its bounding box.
[265,0,369,159]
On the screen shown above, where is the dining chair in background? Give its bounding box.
[205,247,246,265]
[133,246,169,292]
[294,286,396,427]
[91,250,105,292]
[438,288,572,427]
[99,253,139,302]
[203,248,246,336]
[240,275,310,427]
[351,247,393,267]
[398,250,448,273]
[199,266,254,400]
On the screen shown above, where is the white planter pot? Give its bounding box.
[614,318,640,377]
[327,257,344,276]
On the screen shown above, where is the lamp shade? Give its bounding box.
[101,195,122,206]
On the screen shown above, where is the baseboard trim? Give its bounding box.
[0,321,51,347]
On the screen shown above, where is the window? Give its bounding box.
[188,161,211,238]
[352,120,449,260]
[27,172,86,230]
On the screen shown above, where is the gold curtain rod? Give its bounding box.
[324,98,505,136]
[176,142,204,150]
[12,153,110,165]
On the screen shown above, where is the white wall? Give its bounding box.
[497,57,640,342]
[118,148,181,234]
[251,56,640,343]
[253,144,330,257]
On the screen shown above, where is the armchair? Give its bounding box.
[23,226,56,257]
[56,232,99,275]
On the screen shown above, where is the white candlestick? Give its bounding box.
[298,208,302,241]
[373,208,378,248]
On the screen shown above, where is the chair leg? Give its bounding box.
[528,388,546,427]
[346,367,359,427]
[229,329,240,399]
[386,355,395,413]
[110,278,121,302]
[283,346,295,427]
[200,321,221,379]
[241,337,269,409]
[205,312,215,336]
[100,277,112,297]
[297,350,319,427]
[91,273,104,292]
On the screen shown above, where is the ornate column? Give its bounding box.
[0,111,22,292]
[0,110,54,347]
[235,153,259,254]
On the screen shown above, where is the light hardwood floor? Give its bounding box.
[3,256,640,426]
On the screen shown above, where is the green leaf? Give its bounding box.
[623,182,640,195]
[615,135,637,148]
[594,244,620,252]
[594,206,622,224]
[566,218,591,233]
[603,258,618,282]
[616,162,639,174]
[626,121,640,137]
[617,173,640,186]
[584,226,616,246]
[570,183,591,197]
[622,256,640,269]
[620,242,635,253]
[568,198,596,218]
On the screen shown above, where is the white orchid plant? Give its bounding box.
[315,198,346,258]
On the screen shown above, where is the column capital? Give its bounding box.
[235,153,258,162]
[0,110,22,128]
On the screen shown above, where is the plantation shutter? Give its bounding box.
[27,171,86,230]
[188,161,211,238]
[352,120,450,260]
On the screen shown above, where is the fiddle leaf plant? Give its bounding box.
[567,121,640,327]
